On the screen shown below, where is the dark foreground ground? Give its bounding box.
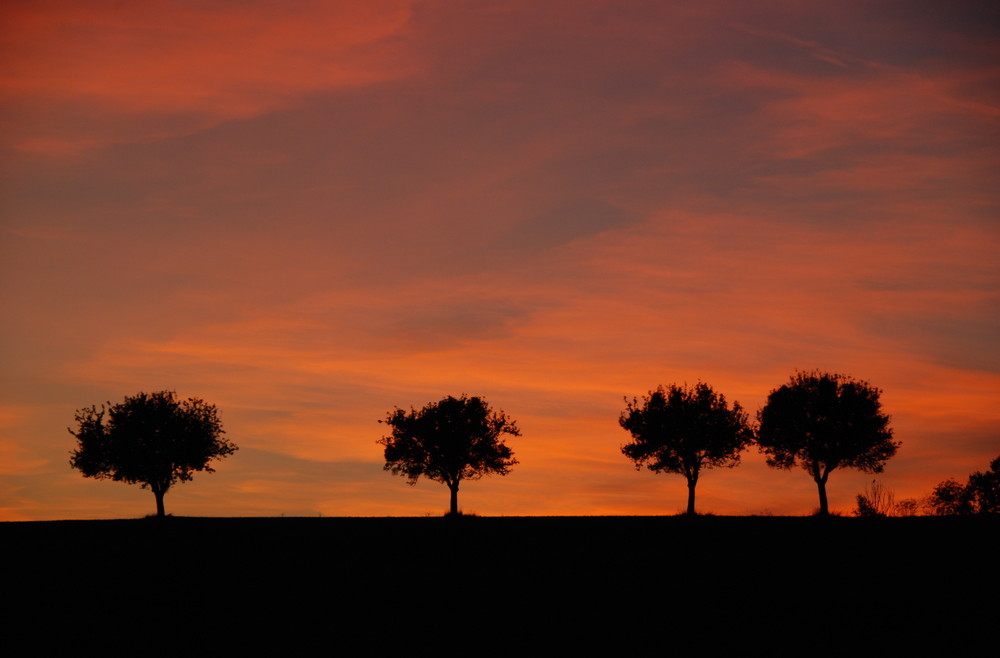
[6,515,996,652]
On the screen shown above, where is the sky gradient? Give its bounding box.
[2,0,998,520]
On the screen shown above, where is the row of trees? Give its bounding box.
[67,372,990,517]
[620,371,897,515]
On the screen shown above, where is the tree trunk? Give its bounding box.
[153,488,166,518]
[448,482,459,516]
[686,480,697,515]
[815,476,829,516]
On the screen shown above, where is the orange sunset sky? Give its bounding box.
[2,1,998,520]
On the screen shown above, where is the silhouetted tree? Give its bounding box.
[379,395,520,516]
[757,371,898,516]
[927,479,972,515]
[620,382,754,515]
[967,455,1000,514]
[69,391,236,517]
[928,455,1000,515]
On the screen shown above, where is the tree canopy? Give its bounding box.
[378,394,520,516]
[757,371,898,516]
[620,382,754,514]
[69,390,237,517]
[927,455,1000,515]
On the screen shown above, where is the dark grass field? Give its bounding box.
[6,515,995,652]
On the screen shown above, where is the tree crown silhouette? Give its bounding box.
[69,390,236,517]
[378,394,520,515]
[757,371,898,516]
[928,455,1000,515]
[620,382,753,515]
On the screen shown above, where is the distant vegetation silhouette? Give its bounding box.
[620,382,753,515]
[69,390,237,517]
[853,479,920,517]
[927,455,1000,515]
[757,371,899,516]
[378,394,520,516]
